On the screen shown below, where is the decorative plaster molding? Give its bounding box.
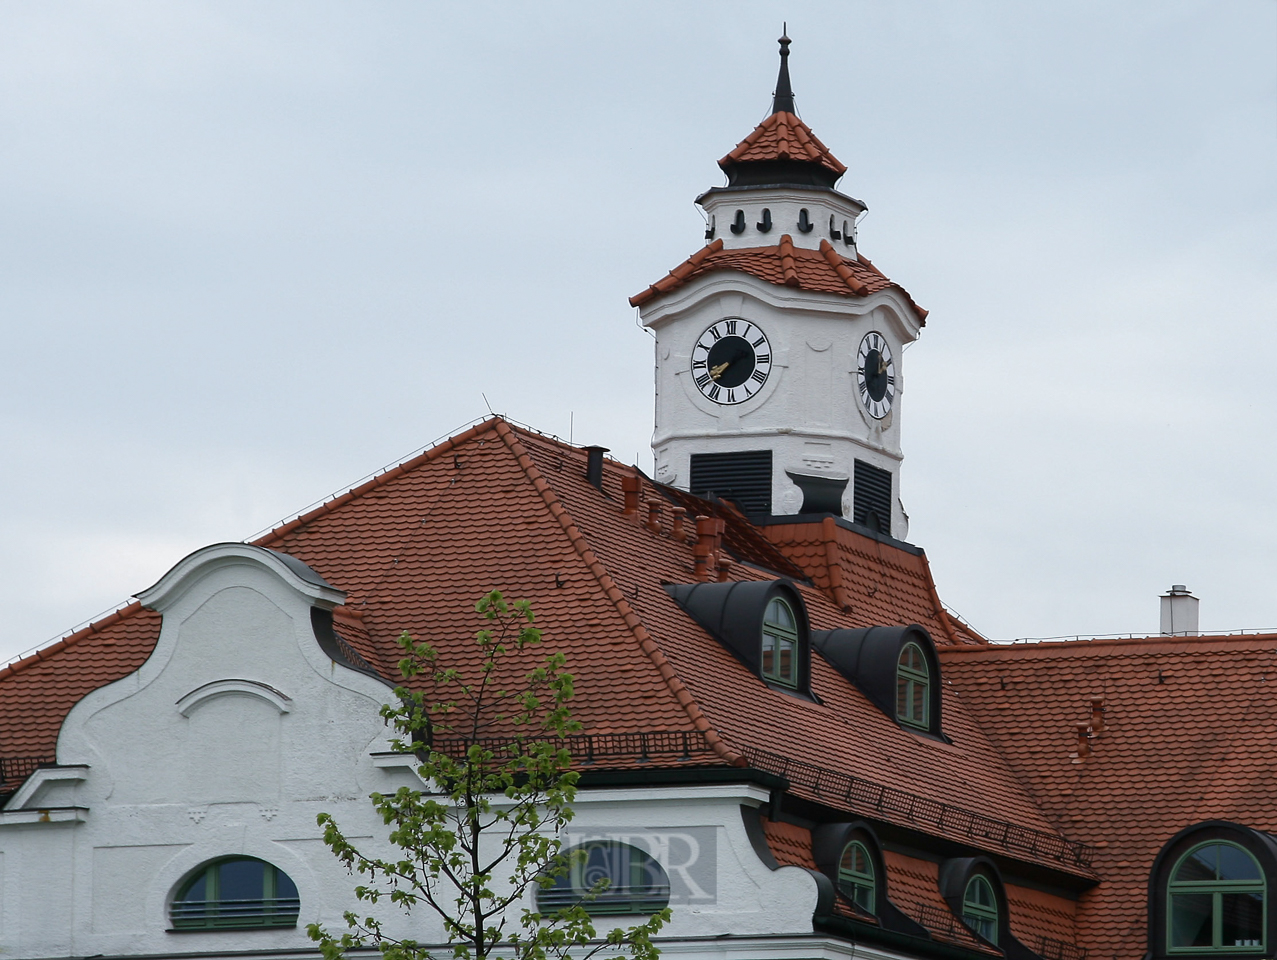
[5,764,89,811]
[136,542,346,613]
[175,678,293,717]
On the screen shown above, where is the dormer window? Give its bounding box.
[1167,842,1264,950]
[961,875,999,944]
[665,579,813,698]
[762,597,798,688]
[814,624,944,737]
[837,840,876,913]
[1149,821,1276,956]
[896,642,930,729]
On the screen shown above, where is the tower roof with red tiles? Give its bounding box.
[719,31,847,182]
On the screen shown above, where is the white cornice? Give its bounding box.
[175,678,293,717]
[5,764,88,811]
[136,542,346,613]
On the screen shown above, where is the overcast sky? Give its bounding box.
[1,1,1274,662]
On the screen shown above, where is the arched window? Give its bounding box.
[837,840,875,913]
[170,857,300,929]
[538,841,671,916]
[762,597,799,688]
[896,641,929,729]
[962,875,998,944]
[1167,841,1265,950]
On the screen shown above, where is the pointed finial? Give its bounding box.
[772,25,795,115]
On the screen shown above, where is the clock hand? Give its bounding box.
[709,361,731,380]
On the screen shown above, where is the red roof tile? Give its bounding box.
[629,239,928,323]
[942,634,1277,957]
[0,419,1072,883]
[719,111,847,176]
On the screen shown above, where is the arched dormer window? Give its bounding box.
[1149,821,1277,956]
[170,857,300,929]
[961,874,999,944]
[538,841,671,917]
[665,579,813,697]
[813,624,943,736]
[838,840,876,912]
[762,597,799,688]
[896,642,930,729]
[938,857,1027,951]
[1168,842,1264,949]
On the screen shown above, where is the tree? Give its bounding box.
[309,590,669,960]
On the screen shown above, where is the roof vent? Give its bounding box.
[1160,584,1199,637]
[584,446,608,491]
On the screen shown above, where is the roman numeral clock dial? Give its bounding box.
[856,331,896,419]
[691,318,772,405]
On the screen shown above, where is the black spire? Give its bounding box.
[771,26,795,115]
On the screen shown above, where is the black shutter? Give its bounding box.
[853,460,892,535]
[690,450,773,517]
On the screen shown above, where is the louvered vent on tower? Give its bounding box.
[690,450,773,517]
[853,459,892,535]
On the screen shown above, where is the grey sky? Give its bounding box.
[1,1,1274,662]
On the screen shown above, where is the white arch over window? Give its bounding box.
[176,679,293,717]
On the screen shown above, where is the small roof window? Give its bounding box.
[762,597,799,688]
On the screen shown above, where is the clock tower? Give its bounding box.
[630,33,927,539]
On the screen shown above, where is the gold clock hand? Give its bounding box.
[710,361,731,380]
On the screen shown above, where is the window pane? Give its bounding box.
[1170,893,1214,947]
[179,872,207,903]
[897,676,909,717]
[840,843,869,876]
[778,639,794,681]
[1219,844,1263,881]
[1176,845,1220,882]
[965,914,997,941]
[761,634,775,676]
[765,598,795,630]
[218,859,265,901]
[1220,891,1264,947]
[911,682,926,724]
[274,868,299,901]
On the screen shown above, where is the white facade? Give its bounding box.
[0,543,876,959]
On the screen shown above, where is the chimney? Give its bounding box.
[1089,697,1105,733]
[1074,723,1091,761]
[645,499,662,533]
[584,446,608,491]
[621,473,642,516]
[670,507,687,541]
[693,514,725,582]
[1160,585,1199,637]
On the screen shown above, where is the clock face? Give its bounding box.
[690,318,772,405]
[856,331,896,419]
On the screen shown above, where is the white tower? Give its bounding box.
[630,34,927,539]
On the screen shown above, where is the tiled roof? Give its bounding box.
[629,238,928,323]
[719,111,847,176]
[0,603,161,781]
[0,418,1081,931]
[942,635,1277,957]
[761,516,986,645]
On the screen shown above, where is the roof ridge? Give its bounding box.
[777,234,799,286]
[818,239,869,295]
[253,418,502,548]
[0,600,146,685]
[940,632,1277,655]
[492,420,743,767]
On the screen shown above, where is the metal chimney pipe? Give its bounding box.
[583,446,608,491]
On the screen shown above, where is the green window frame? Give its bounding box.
[762,597,799,688]
[170,857,300,929]
[896,642,930,730]
[537,841,671,917]
[962,875,998,944]
[837,840,876,913]
[1167,841,1266,952]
